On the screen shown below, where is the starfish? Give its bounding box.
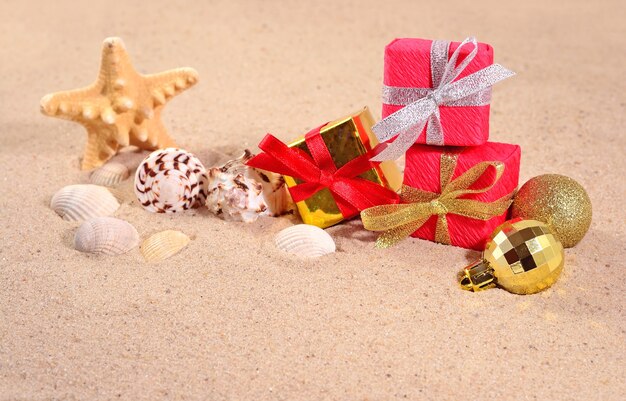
[40,37,199,170]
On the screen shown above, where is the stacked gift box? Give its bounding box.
[248,36,519,251]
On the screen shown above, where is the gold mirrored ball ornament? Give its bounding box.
[511,174,591,248]
[460,219,565,295]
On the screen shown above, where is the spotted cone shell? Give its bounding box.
[205,150,292,222]
[74,217,139,255]
[275,224,336,258]
[50,184,120,221]
[134,148,207,213]
[141,230,190,262]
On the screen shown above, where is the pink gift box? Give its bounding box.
[382,38,495,147]
[403,142,521,250]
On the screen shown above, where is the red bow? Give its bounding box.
[246,125,400,218]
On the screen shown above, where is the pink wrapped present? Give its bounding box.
[371,37,514,161]
[361,141,521,250]
[403,142,521,250]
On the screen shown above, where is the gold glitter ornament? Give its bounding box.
[460,219,564,295]
[511,174,591,248]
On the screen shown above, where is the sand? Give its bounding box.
[1,0,625,399]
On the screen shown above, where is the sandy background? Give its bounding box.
[1,0,625,399]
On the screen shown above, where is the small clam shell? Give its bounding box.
[275,224,336,258]
[50,184,120,221]
[141,230,190,262]
[90,162,130,187]
[74,217,139,255]
[134,148,207,213]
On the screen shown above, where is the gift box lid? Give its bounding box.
[288,106,402,192]
[384,38,494,89]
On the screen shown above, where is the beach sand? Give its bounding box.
[0,0,624,399]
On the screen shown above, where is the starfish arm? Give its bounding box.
[144,67,199,106]
[40,86,111,123]
[129,119,150,144]
[130,112,177,150]
[81,125,120,170]
[113,118,132,147]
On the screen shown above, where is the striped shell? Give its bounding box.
[90,162,130,187]
[141,230,190,262]
[50,184,120,221]
[275,224,336,258]
[134,148,207,213]
[74,217,139,255]
[205,150,292,222]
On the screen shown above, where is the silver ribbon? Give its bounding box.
[371,37,515,161]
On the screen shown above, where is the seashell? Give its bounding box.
[134,148,208,213]
[140,230,190,262]
[205,150,293,222]
[89,162,130,187]
[275,224,336,258]
[50,184,120,221]
[74,217,139,255]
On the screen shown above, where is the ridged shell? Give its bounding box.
[74,217,139,255]
[134,148,207,213]
[50,184,120,221]
[90,162,130,187]
[205,150,293,222]
[141,230,190,262]
[275,224,336,258]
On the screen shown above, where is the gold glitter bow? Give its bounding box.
[360,153,515,248]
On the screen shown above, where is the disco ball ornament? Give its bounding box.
[460,219,565,295]
[511,174,592,248]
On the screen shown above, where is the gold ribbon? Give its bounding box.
[360,153,515,248]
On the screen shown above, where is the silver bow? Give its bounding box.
[371,37,515,161]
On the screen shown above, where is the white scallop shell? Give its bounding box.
[141,230,190,262]
[205,150,293,222]
[74,217,139,255]
[134,148,207,213]
[90,162,130,187]
[50,184,120,221]
[275,224,336,258]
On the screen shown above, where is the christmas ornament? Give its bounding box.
[459,219,564,295]
[40,37,198,170]
[511,174,591,248]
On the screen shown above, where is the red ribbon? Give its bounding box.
[246,125,400,218]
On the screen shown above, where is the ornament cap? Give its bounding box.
[460,259,497,292]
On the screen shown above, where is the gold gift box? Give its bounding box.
[283,107,402,228]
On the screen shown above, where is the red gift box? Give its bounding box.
[403,142,521,250]
[382,38,495,147]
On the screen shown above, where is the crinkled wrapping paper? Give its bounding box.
[404,142,521,250]
[382,38,495,146]
[283,107,402,228]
